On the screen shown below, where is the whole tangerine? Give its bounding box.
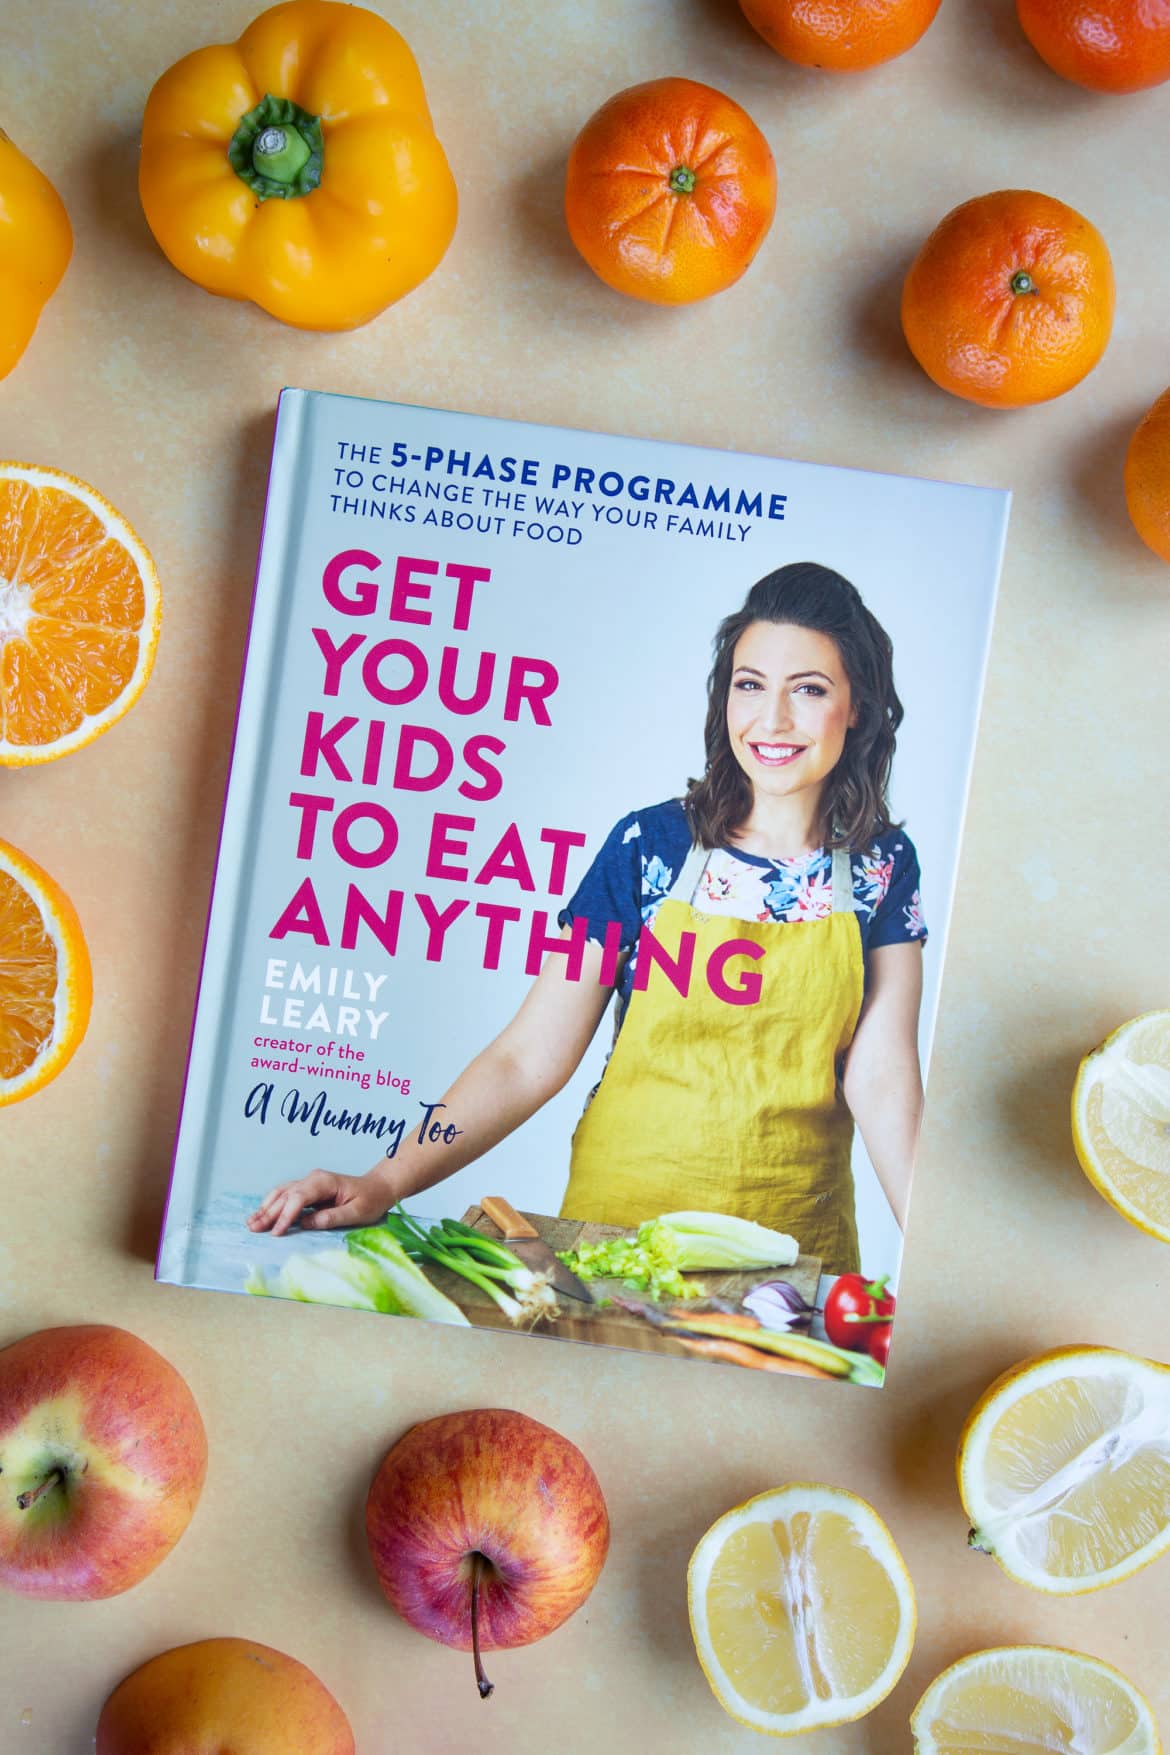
[564,77,776,305]
[900,189,1114,408]
[1016,0,1170,93]
[739,0,943,71]
[1124,387,1170,562]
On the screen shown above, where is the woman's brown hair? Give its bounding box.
[683,561,903,851]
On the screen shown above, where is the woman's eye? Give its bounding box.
[733,677,761,691]
[796,684,826,697]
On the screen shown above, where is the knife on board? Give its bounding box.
[480,1196,594,1303]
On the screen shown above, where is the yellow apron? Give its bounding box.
[560,844,865,1275]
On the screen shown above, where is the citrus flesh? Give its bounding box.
[687,1483,915,1735]
[911,1644,1161,1755]
[0,462,161,764]
[0,838,92,1104]
[958,1347,1170,1594]
[1073,1011,1170,1242]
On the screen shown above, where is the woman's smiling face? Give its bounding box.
[726,620,856,812]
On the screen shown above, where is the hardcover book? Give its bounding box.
[158,387,1009,1386]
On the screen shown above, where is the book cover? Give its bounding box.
[158,387,1009,1385]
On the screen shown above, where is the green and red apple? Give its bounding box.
[366,1406,610,1696]
[96,1637,354,1753]
[0,1323,207,1599]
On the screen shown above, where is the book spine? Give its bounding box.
[156,388,310,1284]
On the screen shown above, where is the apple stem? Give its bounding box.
[470,1551,494,1699]
[16,1468,63,1511]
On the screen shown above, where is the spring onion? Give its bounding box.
[369,1208,560,1325]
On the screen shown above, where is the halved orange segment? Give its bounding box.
[0,838,92,1105]
[687,1482,916,1736]
[0,462,161,764]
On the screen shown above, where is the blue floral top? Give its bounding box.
[558,798,926,1027]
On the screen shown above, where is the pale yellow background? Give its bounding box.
[3,1,1170,1749]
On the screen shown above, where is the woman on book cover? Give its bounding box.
[249,561,926,1275]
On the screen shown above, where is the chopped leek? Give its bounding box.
[245,1249,399,1311]
[245,1234,469,1325]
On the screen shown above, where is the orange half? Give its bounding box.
[0,462,162,764]
[0,838,92,1104]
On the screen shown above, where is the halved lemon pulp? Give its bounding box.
[688,1483,916,1735]
[911,1645,1161,1755]
[1073,1011,1170,1243]
[958,1346,1170,1593]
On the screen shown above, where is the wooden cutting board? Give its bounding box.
[440,1206,822,1361]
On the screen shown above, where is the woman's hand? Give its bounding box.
[246,1168,393,1236]
[246,932,617,1239]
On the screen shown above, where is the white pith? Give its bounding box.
[0,576,32,643]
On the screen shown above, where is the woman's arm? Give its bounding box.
[248,935,617,1235]
[840,941,924,1232]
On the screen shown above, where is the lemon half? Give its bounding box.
[1073,1010,1170,1243]
[687,1482,916,1736]
[958,1345,1170,1594]
[911,1644,1161,1755]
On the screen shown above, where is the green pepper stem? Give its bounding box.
[227,93,323,201]
[252,124,312,185]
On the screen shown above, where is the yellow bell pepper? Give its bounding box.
[0,129,73,381]
[139,0,458,332]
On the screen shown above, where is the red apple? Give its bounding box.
[366,1406,610,1697]
[95,1637,354,1754]
[0,1324,207,1600]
